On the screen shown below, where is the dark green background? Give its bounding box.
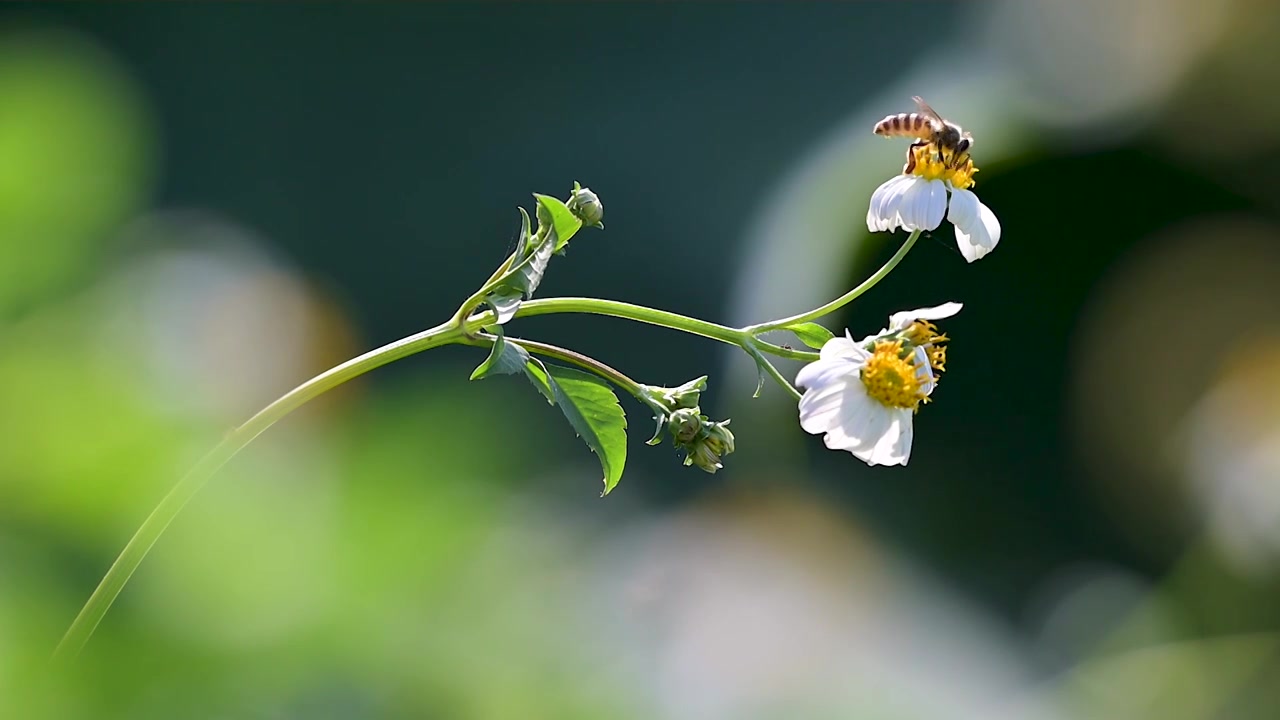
[4,2,1280,718]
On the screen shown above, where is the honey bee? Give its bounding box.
[874,96,973,173]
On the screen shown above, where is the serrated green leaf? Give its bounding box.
[543,365,628,495]
[469,332,530,380]
[520,355,556,405]
[787,322,835,350]
[533,194,583,253]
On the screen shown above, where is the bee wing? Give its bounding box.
[911,96,946,130]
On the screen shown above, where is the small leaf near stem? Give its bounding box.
[786,322,835,350]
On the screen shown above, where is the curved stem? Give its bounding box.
[746,229,922,334]
[509,297,818,361]
[62,259,854,659]
[451,251,519,327]
[52,321,466,662]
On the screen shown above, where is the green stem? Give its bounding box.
[509,297,818,362]
[746,229,922,334]
[61,254,868,659]
[451,251,519,327]
[747,346,804,402]
[471,333,667,416]
[52,320,466,662]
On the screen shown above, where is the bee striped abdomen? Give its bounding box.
[874,112,933,140]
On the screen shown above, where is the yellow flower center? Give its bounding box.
[909,143,977,190]
[860,339,929,410]
[902,320,949,374]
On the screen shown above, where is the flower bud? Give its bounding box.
[683,419,735,474]
[667,407,703,444]
[685,441,722,473]
[703,420,735,456]
[567,182,604,229]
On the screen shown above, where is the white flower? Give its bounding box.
[866,147,1001,263]
[795,304,961,466]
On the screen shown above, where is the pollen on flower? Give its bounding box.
[908,143,977,190]
[903,320,949,374]
[927,345,947,374]
[860,339,929,410]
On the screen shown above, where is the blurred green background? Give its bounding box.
[4,2,1280,718]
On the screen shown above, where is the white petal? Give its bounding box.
[817,333,867,362]
[947,188,979,230]
[897,178,946,232]
[955,227,985,263]
[866,175,915,233]
[796,356,858,391]
[978,200,1001,247]
[824,387,893,455]
[862,409,913,466]
[951,192,1001,263]
[922,180,947,230]
[911,345,936,396]
[797,375,855,433]
[888,302,964,331]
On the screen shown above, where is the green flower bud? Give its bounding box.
[683,420,734,474]
[703,419,735,456]
[567,182,604,229]
[685,441,723,473]
[667,407,703,445]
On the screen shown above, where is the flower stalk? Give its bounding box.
[58,97,1002,660]
[52,244,877,661]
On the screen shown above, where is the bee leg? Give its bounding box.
[904,140,926,174]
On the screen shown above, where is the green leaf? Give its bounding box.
[517,206,533,254]
[543,365,628,495]
[645,413,666,445]
[479,192,585,319]
[469,331,530,380]
[533,194,583,253]
[787,322,835,350]
[520,355,556,405]
[486,291,522,325]
[481,219,555,321]
[470,334,556,405]
[513,230,555,298]
[752,362,766,399]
